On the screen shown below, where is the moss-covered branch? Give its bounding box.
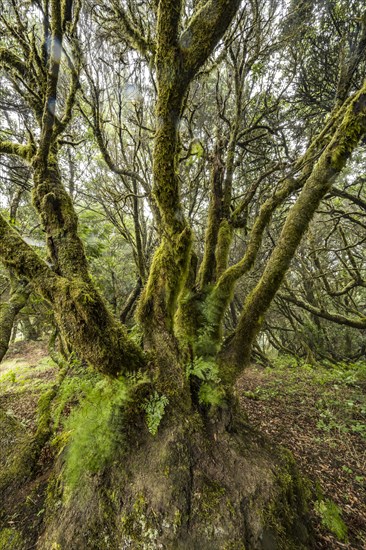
[0,281,30,362]
[0,140,35,161]
[111,4,156,56]
[0,213,146,376]
[36,0,63,161]
[0,48,28,77]
[181,0,241,82]
[200,98,355,344]
[278,294,366,329]
[197,140,224,288]
[204,174,302,344]
[221,83,366,381]
[0,213,57,299]
[31,158,91,280]
[139,0,242,373]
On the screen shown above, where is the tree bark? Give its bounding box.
[0,281,30,362]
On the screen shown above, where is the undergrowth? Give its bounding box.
[245,355,366,441]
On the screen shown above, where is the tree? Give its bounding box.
[1,0,366,548]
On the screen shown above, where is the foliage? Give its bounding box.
[142,391,169,435]
[61,373,147,495]
[186,357,225,406]
[248,357,366,440]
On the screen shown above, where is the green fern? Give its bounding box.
[142,391,169,435]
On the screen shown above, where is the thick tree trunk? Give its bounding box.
[0,214,146,377]
[36,404,311,550]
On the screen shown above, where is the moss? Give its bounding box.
[223,543,246,550]
[0,281,30,361]
[330,93,366,170]
[174,288,206,348]
[197,142,225,288]
[215,219,233,279]
[0,528,24,550]
[0,408,31,493]
[119,494,160,545]
[195,480,226,520]
[222,82,366,381]
[314,499,347,541]
[60,376,140,496]
[263,449,311,550]
[137,226,192,332]
[0,139,35,161]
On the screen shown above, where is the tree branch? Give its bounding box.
[278,294,366,329]
[0,140,35,161]
[181,0,242,81]
[110,3,156,56]
[0,213,56,300]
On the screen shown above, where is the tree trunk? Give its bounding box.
[0,281,30,362]
[36,399,311,550]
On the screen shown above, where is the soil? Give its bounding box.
[238,363,366,550]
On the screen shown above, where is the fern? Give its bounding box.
[142,392,169,435]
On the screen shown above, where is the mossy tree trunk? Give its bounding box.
[0,0,146,378]
[0,0,365,436]
[0,189,30,362]
[219,86,366,383]
[136,0,243,399]
[0,279,30,362]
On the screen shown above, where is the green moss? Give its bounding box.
[215,219,233,278]
[263,449,310,550]
[51,363,99,431]
[330,93,366,171]
[193,479,226,521]
[61,373,148,497]
[120,494,159,545]
[223,543,246,550]
[314,499,348,541]
[0,528,24,550]
[0,139,35,161]
[138,226,192,332]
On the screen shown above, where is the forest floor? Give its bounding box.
[239,359,366,550]
[0,342,365,549]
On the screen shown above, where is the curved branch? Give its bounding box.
[329,186,366,212]
[0,48,28,77]
[110,3,156,56]
[0,213,56,300]
[221,83,366,380]
[278,294,366,330]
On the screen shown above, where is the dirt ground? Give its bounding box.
[239,363,366,549]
